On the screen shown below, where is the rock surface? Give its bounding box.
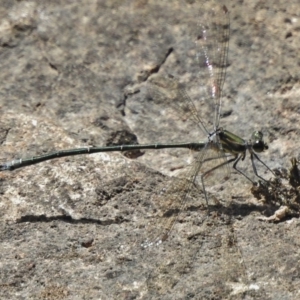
[0,0,299,299]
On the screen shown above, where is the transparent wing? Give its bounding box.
[139,4,232,248]
[147,74,210,135]
[145,5,230,136]
[196,141,232,188]
[139,141,232,250]
[196,5,230,130]
[141,165,201,249]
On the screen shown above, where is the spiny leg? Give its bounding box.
[251,152,276,178]
[232,154,256,184]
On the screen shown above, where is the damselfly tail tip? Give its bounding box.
[0,164,9,171]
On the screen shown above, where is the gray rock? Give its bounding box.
[0,0,299,299]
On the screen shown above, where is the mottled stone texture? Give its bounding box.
[0,0,299,299]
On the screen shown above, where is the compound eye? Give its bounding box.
[253,140,268,153]
[251,130,268,153]
[251,131,263,141]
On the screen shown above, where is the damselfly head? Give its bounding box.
[251,131,268,153]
